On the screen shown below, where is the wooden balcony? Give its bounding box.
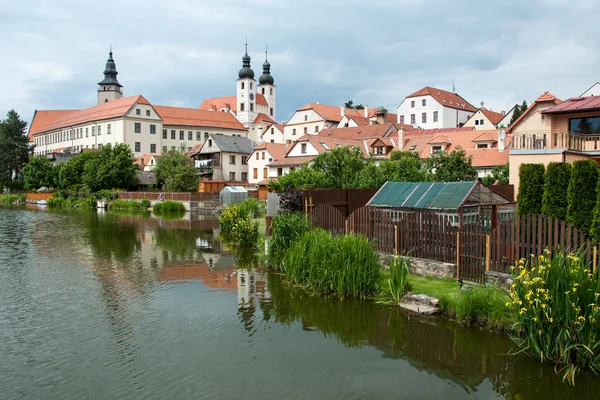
[512,131,600,152]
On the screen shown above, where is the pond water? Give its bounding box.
[1,206,599,399]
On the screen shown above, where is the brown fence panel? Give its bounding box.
[459,224,486,283]
[309,204,346,235]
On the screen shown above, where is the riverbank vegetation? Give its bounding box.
[0,193,25,205]
[47,195,96,209]
[508,249,600,385]
[153,200,186,213]
[219,202,260,248]
[108,198,150,211]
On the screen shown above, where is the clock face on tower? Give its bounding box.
[249,92,254,101]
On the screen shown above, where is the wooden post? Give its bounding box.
[345,219,349,235]
[456,233,461,279]
[304,198,308,220]
[594,246,598,274]
[394,224,398,255]
[485,234,491,271]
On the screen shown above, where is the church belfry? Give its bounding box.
[257,47,276,119]
[236,42,257,126]
[97,47,123,104]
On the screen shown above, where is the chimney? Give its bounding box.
[501,110,506,116]
[498,129,506,152]
[398,127,405,150]
[340,106,345,117]
[376,107,388,125]
[364,105,369,118]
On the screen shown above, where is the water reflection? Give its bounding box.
[2,206,600,399]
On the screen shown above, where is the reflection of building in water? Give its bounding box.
[161,261,237,290]
[237,269,271,306]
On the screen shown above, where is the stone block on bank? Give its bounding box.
[399,293,440,315]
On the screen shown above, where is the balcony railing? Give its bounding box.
[512,131,600,152]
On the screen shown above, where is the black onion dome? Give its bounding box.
[98,49,122,87]
[238,48,255,79]
[258,51,274,85]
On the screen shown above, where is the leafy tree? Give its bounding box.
[310,146,368,188]
[358,151,426,188]
[424,147,477,182]
[57,151,97,189]
[343,100,364,110]
[566,160,598,234]
[590,180,600,242]
[269,165,329,192]
[153,150,198,192]
[82,143,138,191]
[541,162,572,220]
[22,156,56,189]
[482,163,509,185]
[0,110,31,181]
[517,164,545,215]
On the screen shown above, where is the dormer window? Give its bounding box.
[431,145,443,153]
[374,146,385,155]
[476,143,489,149]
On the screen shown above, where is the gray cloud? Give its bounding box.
[1,0,598,125]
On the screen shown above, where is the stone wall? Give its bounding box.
[409,257,456,279]
[485,270,512,290]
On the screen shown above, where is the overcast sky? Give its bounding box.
[1,0,599,126]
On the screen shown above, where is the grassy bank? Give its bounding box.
[0,194,25,205]
[47,195,96,209]
[108,198,150,211]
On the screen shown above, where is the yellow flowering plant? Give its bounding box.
[219,203,259,247]
[508,249,600,385]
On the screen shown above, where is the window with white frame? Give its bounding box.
[433,111,439,122]
[410,114,416,124]
[411,100,415,108]
[301,143,307,154]
[374,146,385,155]
[431,145,443,153]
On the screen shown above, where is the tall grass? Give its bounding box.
[239,198,266,218]
[389,255,411,303]
[108,198,150,211]
[47,195,96,208]
[0,194,22,205]
[153,200,185,213]
[282,229,381,299]
[455,285,510,328]
[268,212,310,265]
[509,249,600,385]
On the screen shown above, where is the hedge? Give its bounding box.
[566,160,598,235]
[517,164,545,215]
[541,162,572,220]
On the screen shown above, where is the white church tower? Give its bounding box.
[97,47,123,105]
[236,43,257,127]
[257,49,276,120]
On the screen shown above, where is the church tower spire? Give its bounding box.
[257,46,276,119]
[237,40,257,127]
[97,47,123,104]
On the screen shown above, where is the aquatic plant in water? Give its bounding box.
[509,249,600,385]
[389,255,410,303]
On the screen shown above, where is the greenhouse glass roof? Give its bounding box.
[367,181,512,211]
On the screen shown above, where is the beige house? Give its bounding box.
[463,107,505,130]
[193,134,254,182]
[508,91,600,195]
[260,123,285,144]
[247,142,287,184]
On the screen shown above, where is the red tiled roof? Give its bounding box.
[406,86,477,112]
[252,142,287,161]
[33,95,150,135]
[472,132,497,142]
[427,135,452,144]
[135,153,162,167]
[154,105,246,131]
[404,127,475,135]
[318,123,398,139]
[256,93,268,107]
[199,96,237,114]
[253,113,275,124]
[267,155,315,167]
[542,95,600,114]
[264,123,285,133]
[506,91,561,133]
[29,110,79,140]
[464,148,509,167]
[296,134,367,155]
[480,108,504,125]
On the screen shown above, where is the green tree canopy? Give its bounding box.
[57,151,97,189]
[424,147,477,182]
[509,101,529,126]
[517,163,545,215]
[22,156,55,189]
[269,165,329,192]
[82,143,138,191]
[310,146,368,188]
[482,163,509,185]
[343,100,364,110]
[541,162,572,220]
[566,160,598,234]
[0,110,31,181]
[154,150,199,192]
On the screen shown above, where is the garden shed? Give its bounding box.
[367,181,515,230]
[220,186,248,206]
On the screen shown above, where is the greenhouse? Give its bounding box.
[219,186,248,207]
[367,181,515,230]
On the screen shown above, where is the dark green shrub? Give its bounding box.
[268,212,311,265]
[282,229,381,298]
[567,160,598,234]
[542,162,572,220]
[0,180,25,191]
[590,179,600,242]
[517,164,545,215]
[153,200,185,213]
[140,198,151,210]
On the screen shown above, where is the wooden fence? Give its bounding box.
[119,192,220,202]
[308,205,599,284]
[26,191,56,202]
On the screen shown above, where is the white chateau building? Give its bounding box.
[28,50,253,157]
[199,45,277,143]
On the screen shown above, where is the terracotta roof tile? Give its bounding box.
[427,135,452,144]
[256,93,268,107]
[264,123,284,133]
[32,95,150,135]
[479,108,504,125]
[253,113,275,124]
[267,155,315,167]
[154,105,246,131]
[199,96,238,114]
[506,91,562,133]
[296,134,368,155]
[318,123,397,139]
[543,95,600,114]
[404,127,475,135]
[406,86,477,112]
[472,132,497,142]
[28,109,79,140]
[135,153,162,167]
[252,142,287,161]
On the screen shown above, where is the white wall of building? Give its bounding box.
[261,125,285,144]
[397,95,474,129]
[248,149,278,184]
[283,109,335,142]
[286,141,318,157]
[463,109,498,130]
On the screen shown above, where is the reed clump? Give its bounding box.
[153,200,185,213]
[108,198,150,211]
[268,212,311,265]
